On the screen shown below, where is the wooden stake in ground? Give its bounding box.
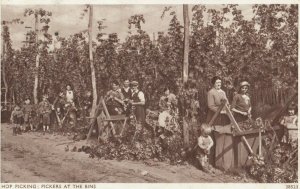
[1,24,8,107]
[258,127,262,156]
[182,4,189,84]
[183,117,189,148]
[88,5,98,118]
[33,12,39,104]
[100,97,116,136]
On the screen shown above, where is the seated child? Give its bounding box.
[10,104,24,135]
[23,98,34,131]
[38,95,52,133]
[196,123,214,173]
[280,104,298,144]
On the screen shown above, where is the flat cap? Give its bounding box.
[131,81,139,86]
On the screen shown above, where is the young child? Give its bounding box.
[38,95,52,133]
[23,98,34,131]
[196,123,214,173]
[10,104,24,135]
[280,104,298,144]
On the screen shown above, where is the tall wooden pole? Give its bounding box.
[182,4,190,147]
[1,24,8,107]
[88,5,98,117]
[33,12,39,104]
[183,4,190,84]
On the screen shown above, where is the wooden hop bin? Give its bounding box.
[207,100,285,171]
[213,125,282,170]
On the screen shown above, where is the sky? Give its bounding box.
[1,4,254,49]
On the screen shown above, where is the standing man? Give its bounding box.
[130,81,146,141]
[121,79,132,115]
[121,79,132,100]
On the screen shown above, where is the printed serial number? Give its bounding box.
[286,185,298,189]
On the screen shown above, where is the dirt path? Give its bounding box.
[1,123,248,183]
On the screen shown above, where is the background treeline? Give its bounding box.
[1,4,298,113]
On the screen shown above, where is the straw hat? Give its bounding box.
[240,81,250,88]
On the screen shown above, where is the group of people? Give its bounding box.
[9,76,298,174]
[103,79,150,141]
[10,84,78,135]
[196,76,298,173]
[194,76,254,173]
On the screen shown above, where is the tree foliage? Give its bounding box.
[2,4,298,108]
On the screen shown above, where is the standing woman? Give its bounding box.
[206,76,230,167]
[231,81,252,122]
[206,76,230,126]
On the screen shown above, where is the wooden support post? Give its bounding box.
[120,117,128,137]
[183,116,189,148]
[182,4,190,83]
[258,128,262,156]
[208,100,226,127]
[224,104,254,155]
[86,98,103,140]
[101,97,116,136]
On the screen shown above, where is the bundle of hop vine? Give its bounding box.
[248,138,298,183]
[80,132,186,165]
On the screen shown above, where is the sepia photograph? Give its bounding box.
[0,2,298,184]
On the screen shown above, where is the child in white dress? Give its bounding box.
[280,104,298,145]
[196,124,214,173]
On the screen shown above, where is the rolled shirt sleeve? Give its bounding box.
[138,91,145,103]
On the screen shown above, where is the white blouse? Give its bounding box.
[66,90,74,103]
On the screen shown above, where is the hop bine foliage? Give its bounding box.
[248,136,298,183]
[78,130,186,165]
[3,5,297,104]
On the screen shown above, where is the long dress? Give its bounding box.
[206,88,230,166]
